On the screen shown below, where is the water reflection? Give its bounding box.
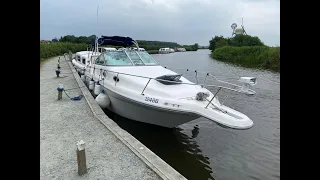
[103,108,215,180]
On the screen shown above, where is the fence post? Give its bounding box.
[76,140,87,176]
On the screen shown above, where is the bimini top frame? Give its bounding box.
[88,35,140,50]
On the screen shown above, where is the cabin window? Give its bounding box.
[77,56,81,61]
[103,51,133,66]
[82,58,86,64]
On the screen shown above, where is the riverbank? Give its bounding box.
[40,42,87,62]
[40,42,196,58]
[147,50,159,54]
[40,56,186,180]
[211,46,280,72]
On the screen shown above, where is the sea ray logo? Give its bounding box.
[164,102,181,107]
[97,37,104,45]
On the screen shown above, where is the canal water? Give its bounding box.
[103,50,280,180]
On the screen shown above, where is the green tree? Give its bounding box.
[229,34,264,47]
[136,40,180,47]
[209,36,228,51]
[51,38,59,42]
[59,35,96,44]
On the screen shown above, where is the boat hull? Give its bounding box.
[103,87,201,128]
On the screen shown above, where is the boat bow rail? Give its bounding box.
[78,65,257,129]
[64,50,257,110]
[78,64,257,110]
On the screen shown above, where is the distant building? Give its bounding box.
[175,47,186,52]
[235,28,244,35]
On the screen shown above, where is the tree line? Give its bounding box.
[50,35,199,51]
[209,34,265,51]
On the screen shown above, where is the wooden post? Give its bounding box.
[58,91,62,100]
[76,140,87,176]
[69,51,73,61]
[57,84,64,100]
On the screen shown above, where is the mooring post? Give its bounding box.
[55,69,61,77]
[57,84,64,100]
[57,57,61,70]
[68,51,72,61]
[76,140,87,176]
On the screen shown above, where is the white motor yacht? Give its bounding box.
[72,36,256,129]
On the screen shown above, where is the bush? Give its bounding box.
[228,34,264,47]
[209,35,264,52]
[40,42,87,61]
[212,46,280,72]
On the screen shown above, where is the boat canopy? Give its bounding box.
[89,36,135,47]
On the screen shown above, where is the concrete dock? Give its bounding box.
[40,56,186,180]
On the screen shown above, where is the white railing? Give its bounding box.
[65,52,256,109]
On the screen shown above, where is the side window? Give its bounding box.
[82,58,86,64]
[95,56,100,64]
[95,54,106,65]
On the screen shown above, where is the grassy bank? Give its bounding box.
[40,42,87,62]
[212,46,280,72]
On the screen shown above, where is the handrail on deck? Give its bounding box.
[68,51,256,109]
[83,65,255,96]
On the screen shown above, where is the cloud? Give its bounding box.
[40,0,280,46]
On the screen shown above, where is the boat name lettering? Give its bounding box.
[164,102,181,107]
[145,97,159,103]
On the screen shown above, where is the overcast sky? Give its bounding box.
[40,0,280,46]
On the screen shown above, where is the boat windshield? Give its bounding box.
[102,51,133,66]
[137,51,158,65]
[98,50,158,66]
[126,50,145,65]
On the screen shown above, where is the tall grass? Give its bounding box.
[40,42,87,61]
[212,46,280,72]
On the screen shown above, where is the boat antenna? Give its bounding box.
[95,5,99,53]
[90,5,99,78]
